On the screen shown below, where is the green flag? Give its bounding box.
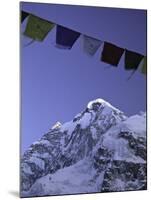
[141,56,147,75]
[24,15,55,41]
[125,50,144,70]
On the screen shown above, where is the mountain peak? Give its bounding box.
[87,98,111,108]
[51,121,62,130]
[87,98,120,113]
[85,98,126,125]
[21,99,146,197]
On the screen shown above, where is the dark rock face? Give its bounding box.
[93,147,113,171]
[119,131,147,160]
[93,128,147,193]
[20,99,146,196]
[101,160,147,192]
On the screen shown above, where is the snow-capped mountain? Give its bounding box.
[20,99,146,197]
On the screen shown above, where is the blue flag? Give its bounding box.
[56,25,80,49]
[21,11,29,23]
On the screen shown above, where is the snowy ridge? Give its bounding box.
[87,98,119,111]
[21,99,146,197]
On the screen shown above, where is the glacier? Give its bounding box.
[20,98,146,197]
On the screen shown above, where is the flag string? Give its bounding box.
[21,10,147,76]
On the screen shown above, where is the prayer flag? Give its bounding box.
[21,11,29,23]
[101,42,124,66]
[83,35,102,56]
[141,56,147,75]
[24,15,55,41]
[56,25,80,49]
[125,49,144,70]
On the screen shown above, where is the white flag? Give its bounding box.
[83,35,102,56]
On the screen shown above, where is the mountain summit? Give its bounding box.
[21,99,146,197]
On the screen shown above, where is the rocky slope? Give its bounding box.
[20,99,146,197]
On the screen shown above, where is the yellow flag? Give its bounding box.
[141,56,147,75]
[24,15,55,41]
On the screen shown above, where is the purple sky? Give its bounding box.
[21,2,147,153]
